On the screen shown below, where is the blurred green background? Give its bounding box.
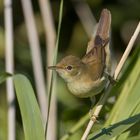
[0,0,140,140]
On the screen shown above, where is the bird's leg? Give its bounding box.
[108,75,117,85]
[89,96,96,116]
[90,96,96,108]
[104,72,117,85]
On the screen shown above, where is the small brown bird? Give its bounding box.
[48,9,112,98]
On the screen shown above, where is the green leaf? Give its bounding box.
[54,0,63,64]
[88,114,140,140]
[0,72,12,84]
[13,74,45,140]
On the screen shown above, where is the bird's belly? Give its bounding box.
[67,76,107,98]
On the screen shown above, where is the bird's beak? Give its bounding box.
[48,66,63,70]
[48,66,57,70]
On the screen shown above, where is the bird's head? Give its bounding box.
[48,55,85,82]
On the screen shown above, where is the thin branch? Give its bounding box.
[4,0,15,140]
[71,0,96,37]
[81,21,140,140]
[114,22,140,79]
[38,0,56,140]
[21,0,47,124]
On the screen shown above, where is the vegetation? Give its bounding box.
[0,0,140,140]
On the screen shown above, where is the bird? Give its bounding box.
[48,9,112,99]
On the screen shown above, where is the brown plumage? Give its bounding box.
[48,9,111,98]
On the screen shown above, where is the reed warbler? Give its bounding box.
[48,9,112,98]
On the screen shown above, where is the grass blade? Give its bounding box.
[14,74,45,140]
[45,0,63,137]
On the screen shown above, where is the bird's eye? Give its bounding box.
[66,65,73,71]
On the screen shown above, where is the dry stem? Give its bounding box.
[71,0,96,37]
[81,21,140,140]
[21,0,47,124]
[4,0,15,140]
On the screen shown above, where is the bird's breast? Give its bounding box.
[67,76,107,98]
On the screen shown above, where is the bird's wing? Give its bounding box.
[82,9,111,80]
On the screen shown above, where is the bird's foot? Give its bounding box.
[104,72,117,85]
[108,75,117,85]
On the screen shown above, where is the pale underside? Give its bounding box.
[67,76,107,98]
